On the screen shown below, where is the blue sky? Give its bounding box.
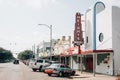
[0,0,98,53]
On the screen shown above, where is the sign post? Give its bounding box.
[73,12,84,73]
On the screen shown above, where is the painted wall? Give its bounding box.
[96,53,113,75]
[53,36,71,55]
[85,9,93,50]
[85,2,112,50]
[72,56,79,70]
[85,1,120,75]
[38,41,50,57]
[96,6,112,50]
[112,6,120,75]
[85,2,114,75]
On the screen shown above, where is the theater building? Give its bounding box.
[84,1,120,75]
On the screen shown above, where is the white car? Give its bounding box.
[29,58,50,72]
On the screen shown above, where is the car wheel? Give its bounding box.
[48,74,51,76]
[58,72,63,77]
[71,71,75,76]
[41,67,45,72]
[42,69,45,72]
[32,69,37,72]
[39,66,42,72]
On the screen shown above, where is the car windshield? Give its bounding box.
[30,59,36,62]
[49,64,59,68]
[49,61,59,64]
[60,64,70,68]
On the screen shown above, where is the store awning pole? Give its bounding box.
[93,53,96,77]
[80,54,83,73]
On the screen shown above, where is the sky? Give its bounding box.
[1,0,113,53]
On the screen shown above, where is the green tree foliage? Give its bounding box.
[0,47,14,62]
[18,50,33,60]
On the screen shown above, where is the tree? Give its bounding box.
[18,50,33,60]
[0,47,14,62]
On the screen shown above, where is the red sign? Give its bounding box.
[74,12,83,45]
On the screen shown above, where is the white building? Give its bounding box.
[38,41,50,58]
[52,36,71,64]
[85,1,120,75]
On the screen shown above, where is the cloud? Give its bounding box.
[0,0,3,4]
[0,0,59,9]
[26,0,43,8]
[33,31,40,36]
[25,0,59,9]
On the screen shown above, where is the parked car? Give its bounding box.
[13,59,19,64]
[49,61,59,64]
[44,63,76,77]
[29,58,36,67]
[29,58,50,72]
[42,60,60,72]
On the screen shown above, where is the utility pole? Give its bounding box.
[38,24,53,61]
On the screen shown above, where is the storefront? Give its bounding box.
[63,46,114,75]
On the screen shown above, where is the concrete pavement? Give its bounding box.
[72,71,117,80]
[2,61,117,80]
[23,61,117,80]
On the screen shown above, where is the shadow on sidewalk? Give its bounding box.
[73,76,90,78]
[70,74,90,79]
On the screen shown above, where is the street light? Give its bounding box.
[38,24,52,61]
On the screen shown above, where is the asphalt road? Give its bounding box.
[0,62,73,80]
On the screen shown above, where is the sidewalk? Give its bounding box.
[72,71,117,80]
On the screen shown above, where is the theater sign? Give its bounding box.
[73,12,84,46]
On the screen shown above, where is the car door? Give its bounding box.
[44,60,50,66]
[36,59,43,68]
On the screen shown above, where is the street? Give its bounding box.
[0,62,72,80]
